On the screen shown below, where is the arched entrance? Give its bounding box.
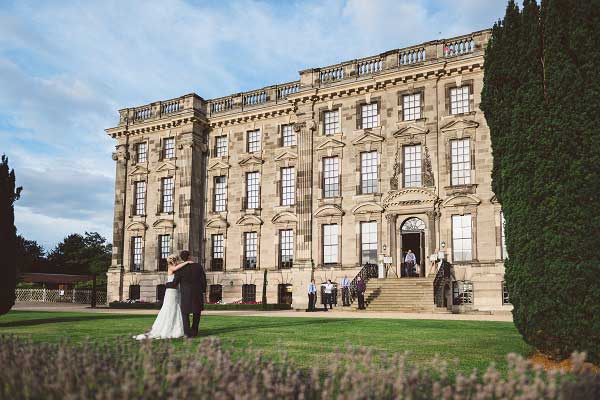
[400,217,426,277]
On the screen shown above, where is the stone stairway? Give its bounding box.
[353,277,441,312]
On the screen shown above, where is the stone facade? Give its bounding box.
[106,29,511,311]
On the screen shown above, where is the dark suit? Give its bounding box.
[165,262,207,337]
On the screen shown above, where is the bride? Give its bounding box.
[134,254,191,340]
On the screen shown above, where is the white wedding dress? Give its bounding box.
[134,275,185,340]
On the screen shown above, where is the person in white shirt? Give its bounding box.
[404,249,417,277]
[307,279,317,311]
[340,276,351,306]
[323,279,334,310]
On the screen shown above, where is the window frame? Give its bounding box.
[215,135,228,157]
[246,129,261,153]
[161,176,174,213]
[323,109,341,135]
[211,234,224,271]
[162,137,175,159]
[131,236,143,272]
[279,229,294,269]
[450,85,470,115]
[322,224,339,265]
[281,124,296,147]
[158,234,170,271]
[213,175,227,212]
[403,144,422,188]
[134,181,146,216]
[245,171,260,209]
[242,284,257,303]
[136,142,147,163]
[322,156,340,198]
[402,93,422,121]
[280,167,295,206]
[450,138,471,186]
[360,151,378,194]
[360,221,378,265]
[243,231,258,270]
[360,103,379,129]
[452,214,473,262]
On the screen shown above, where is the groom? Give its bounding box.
[165,250,207,337]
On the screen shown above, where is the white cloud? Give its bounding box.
[0,0,507,248]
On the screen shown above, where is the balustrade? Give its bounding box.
[134,107,152,121]
[357,58,383,76]
[320,66,344,83]
[210,98,234,114]
[160,100,180,114]
[244,91,267,106]
[277,82,300,99]
[444,38,475,57]
[399,47,426,65]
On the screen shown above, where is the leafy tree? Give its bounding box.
[47,232,111,279]
[481,0,600,362]
[15,236,47,274]
[0,155,22,315]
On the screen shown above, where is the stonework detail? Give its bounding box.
[106,29,510,311]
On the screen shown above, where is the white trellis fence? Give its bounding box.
[15,288,107,305]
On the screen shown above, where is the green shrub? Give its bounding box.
[0,335,598,399]
[108,301,292,311]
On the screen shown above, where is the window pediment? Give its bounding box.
[238,155,264,167]
[128,165,148,177]
[314,204,345,218]
[352,132,385,146]
[383,188,438,208]
[206,216,229,229]
[440,119,479,133]
[155,161,177,174]
[271,211,298,225]
[236,214,263,226]
[152,219,176,230]
[392,124,429,138]
[442,193,481,207]
[126,221,148,232]
[315,137,345,151]
[274,150,298,162]
[208,160,230,171]
[351,201,384,215]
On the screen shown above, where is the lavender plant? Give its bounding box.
[0,335,597,399]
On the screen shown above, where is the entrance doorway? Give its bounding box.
[278,284,293,305]
[400,217,426,277]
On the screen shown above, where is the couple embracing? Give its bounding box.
[134,250,207,340]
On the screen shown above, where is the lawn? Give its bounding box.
[0,310,531,374]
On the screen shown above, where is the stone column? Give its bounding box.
[291,118,315,310]
[386,213,398,277]
[108,142,128,302]
[293,120,315,268]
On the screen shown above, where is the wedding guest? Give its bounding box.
[307,279,317,311]
[324,279,334,310]
[356,276,366,310]
[340,275,351,306]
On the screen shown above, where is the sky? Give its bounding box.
[0,0,508,251]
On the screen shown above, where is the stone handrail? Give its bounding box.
[357,57,383,76]
[320,65,345,84]
[443,36,475,58]
[399,46,426,66]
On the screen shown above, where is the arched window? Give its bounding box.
[401,217,425,232]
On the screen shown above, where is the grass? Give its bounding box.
[0,310,531,374]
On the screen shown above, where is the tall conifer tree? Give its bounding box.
[0,155,22,315]
[482,0,600,361]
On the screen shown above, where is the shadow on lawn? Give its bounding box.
[199,317,340,337]
[0,314,142,328]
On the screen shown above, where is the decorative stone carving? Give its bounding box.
[390,145,401,190]
[423,146,435,187]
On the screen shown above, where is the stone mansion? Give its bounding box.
[106,28,511,311]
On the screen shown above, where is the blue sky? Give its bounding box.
[0,0,507,250]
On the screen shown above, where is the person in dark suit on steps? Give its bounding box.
[165,250,207,338]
